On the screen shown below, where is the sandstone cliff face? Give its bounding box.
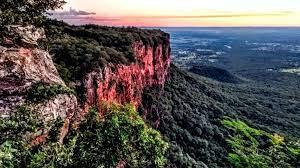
[0,24,171,152]
[84,39,171,115]
[0,26,77,132]
[0,25,171,139]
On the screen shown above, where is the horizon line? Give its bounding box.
[140,26,300,28]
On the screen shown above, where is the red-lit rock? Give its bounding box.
[84,39,171,115]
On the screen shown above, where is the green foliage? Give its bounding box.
[49,35,126,83]
[73,104,168,168]
[28,138,76,168]
[0,104,168,167]
[0,106,43,143]
[0,141,18,168]
[42,19,169,87]
[0,105,44,168]
[222,118,263,146]
[223,118,300,168]
[0,104,78,168]
[26,82,75,103]
[141,65,300,167]
[0,0,65,27]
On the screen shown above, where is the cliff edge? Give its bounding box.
[44,21,171,118]
[0,19,171,167]
[0,21,171,140]
[84,39,170,115]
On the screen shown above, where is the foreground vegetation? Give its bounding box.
[0,0,66,28]
[0,104,168,167]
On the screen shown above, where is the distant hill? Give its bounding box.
[189,65,242,84]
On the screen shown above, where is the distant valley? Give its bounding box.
[142,27,300,167]
[160,27,300,90]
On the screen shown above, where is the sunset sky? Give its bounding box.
[61,0,300,27]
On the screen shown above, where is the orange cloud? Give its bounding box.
[129,11,293,19]
[52,10,299,27]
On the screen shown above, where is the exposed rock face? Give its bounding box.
[2,25,46,47]
[0,26,77,131]
[33,94,78,143]
[84,40,171,114]
[1,24,171,141]
[0,46,65,117]
[0,25,79,144]
[0,24,171,147]
[33,94,77,124]
[26,93,78,145]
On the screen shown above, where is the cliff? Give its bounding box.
[0,25,78,143]
[43,22,171,118]
[84,40,170,115]
[0,23,171,139]
[0,22,171,167]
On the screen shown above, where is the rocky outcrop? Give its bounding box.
[0,24,171,142]
[1,25,46,47]
[0,26,78,139]
[32,93,78,143]
[33,94,77,124]
[25,93,78,145]
[84,39,171,115]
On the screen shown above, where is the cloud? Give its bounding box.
[49,15,121,26]
[49,10,295,26]
[50,8,96,16]
[52,16,119,21]
[131,11,294,19]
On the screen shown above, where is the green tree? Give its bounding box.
[73,105,169,168]
[0,104,168,167]
[222,117,300,168]
[0,0,66,27]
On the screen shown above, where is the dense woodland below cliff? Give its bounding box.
[141,65,300,167]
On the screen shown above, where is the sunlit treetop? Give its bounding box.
[0,0,66,27]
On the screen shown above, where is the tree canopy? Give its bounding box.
[0,0,66,27]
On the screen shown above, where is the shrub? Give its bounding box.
[72,104,169,168]
[0,0,65,27]
[0,105,44,167]
[26,82,75,103]
[0,104,168,167]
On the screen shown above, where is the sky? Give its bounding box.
[60,0,300,27]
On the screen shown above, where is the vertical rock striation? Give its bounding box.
[0,24,171,142]
[84,39,171,115]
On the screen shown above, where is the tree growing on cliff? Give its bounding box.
[72,105,169,168]
[0,0,66,28]
[0,104,168,167]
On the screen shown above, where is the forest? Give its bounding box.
[43,19,169,84]
[141,65,300,167]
